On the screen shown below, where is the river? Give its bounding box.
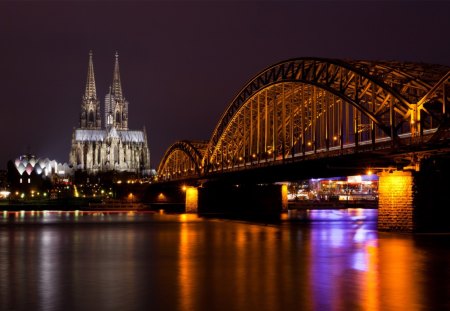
[0,209,449,311]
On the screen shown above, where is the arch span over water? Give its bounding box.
[158,58,450,180]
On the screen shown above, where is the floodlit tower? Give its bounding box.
[105,86,114,127]
[80,50,101,129]
[105,51,129,129]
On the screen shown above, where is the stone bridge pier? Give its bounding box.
[184,183,288,219]
[378,157,450,232]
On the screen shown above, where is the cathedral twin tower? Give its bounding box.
[69,51,151,174]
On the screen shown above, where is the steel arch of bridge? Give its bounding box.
[158,140,207,180]
[158,58,450,180]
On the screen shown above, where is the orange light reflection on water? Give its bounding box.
[364,243,379,311]
[0,210,446,310]
[378,237,423,310]
[178,219,195,311]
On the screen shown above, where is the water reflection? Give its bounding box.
[0,210,161,225]
[378,237,423,311]
[0,210,449,311]
[306,218,378,310]
[39,230,59,309]
[178,218,195,311]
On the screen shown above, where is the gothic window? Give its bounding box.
[89,110,94,123]
[141,150,145,164]
[77,149,82,165]
[114,146,119,163]
[83,144,89,168]
[116,111,121,124]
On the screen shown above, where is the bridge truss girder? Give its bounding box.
[207,83,386,172]
[205,58,450,172]
[157,58,450,179]
[157,140,207,181]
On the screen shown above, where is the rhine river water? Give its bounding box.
[0,209,449,311]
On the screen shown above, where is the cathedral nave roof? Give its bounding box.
[74,129,146,143]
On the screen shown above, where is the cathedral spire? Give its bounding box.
[81,50,101,129]
[84,50,97,99]
[112,51,123,99]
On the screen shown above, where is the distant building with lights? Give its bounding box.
[7,154,73,193]
[0,169,9,197]
[69,51,151,174]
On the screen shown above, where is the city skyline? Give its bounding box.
[1,1,450,169]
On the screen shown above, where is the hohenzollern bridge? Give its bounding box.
[152,58,450,233]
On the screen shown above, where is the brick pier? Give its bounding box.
[378,157,450,232]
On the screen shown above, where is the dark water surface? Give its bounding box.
[1,209,449,311]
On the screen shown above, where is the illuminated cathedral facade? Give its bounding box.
[69,51,151,174]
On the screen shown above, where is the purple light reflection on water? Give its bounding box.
[0,209,449,311]
[300,210,379,310]
[287,208,378,222]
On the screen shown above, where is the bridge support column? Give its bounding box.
[281,184,288,211]
[378,157,450,232]
[378,171,415,232]
[185,186,198,213]
[198,183,282,219]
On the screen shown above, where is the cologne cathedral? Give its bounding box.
[69,51,151,174]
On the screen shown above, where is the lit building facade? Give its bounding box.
[69,51,151,174]
[7,154,73,194]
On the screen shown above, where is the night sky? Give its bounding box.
[1,1,450,170]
